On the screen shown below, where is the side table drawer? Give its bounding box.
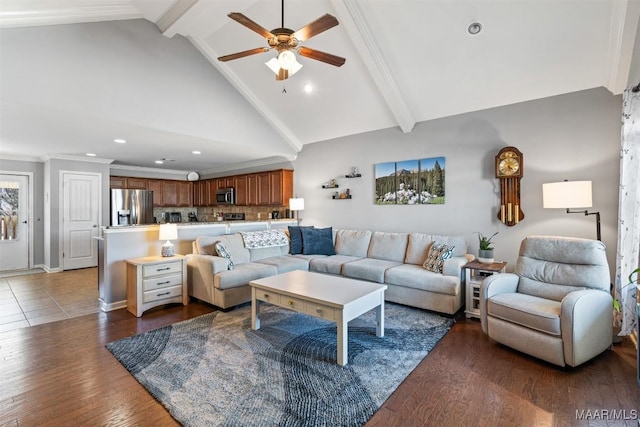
[305,302,336,321]
[143,261,182,278]
[143,285,182,303]
[255,289,280,305]
[142,273,183,291]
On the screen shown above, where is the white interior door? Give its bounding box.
[62,172,100,270]
[0,174,30,271]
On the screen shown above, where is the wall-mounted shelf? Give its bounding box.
[332,195,352,199]
[345,174,362,178]
[322,184,339,189]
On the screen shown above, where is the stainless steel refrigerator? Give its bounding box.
[110,189,154,226]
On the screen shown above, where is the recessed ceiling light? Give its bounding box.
[192,150,201,155]
[468,22,482,35]
[155,160,164,164]
[86,153,96,157]
[304,84,313,94]
[114,138,126,144]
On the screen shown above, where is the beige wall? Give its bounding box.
[293,88,621,277]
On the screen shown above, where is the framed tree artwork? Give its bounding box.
[374,157,445,205]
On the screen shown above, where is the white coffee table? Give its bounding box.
[250,270,387,366]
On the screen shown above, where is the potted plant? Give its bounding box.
[477,232,498,264]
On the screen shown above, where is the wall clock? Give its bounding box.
[495,146,524,226]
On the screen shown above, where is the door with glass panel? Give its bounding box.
[0,174,29,271]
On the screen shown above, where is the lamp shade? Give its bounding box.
[289,198,305,211]
[159,223,178,241]
[542,181,592,209]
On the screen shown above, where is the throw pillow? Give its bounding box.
[215,241,234,270]
[288,225,314,255]
[422,242,455,274]
[301,227,336,256]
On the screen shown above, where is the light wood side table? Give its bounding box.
[464,260,507,319]
[126,255,188,317]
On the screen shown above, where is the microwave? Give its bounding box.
[216,187,235,205]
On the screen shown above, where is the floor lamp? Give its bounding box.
[542,180,601,241]
[289,198,304,226]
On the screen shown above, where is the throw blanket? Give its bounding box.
[240,229,289,249]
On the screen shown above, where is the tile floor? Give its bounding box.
[0,267,99,333]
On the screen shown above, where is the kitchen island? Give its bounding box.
[97,220,296,312]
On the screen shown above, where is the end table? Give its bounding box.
[464,260,507,319]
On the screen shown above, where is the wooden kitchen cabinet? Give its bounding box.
[234,175,248,206]
[176,181,192,207]
[147,179,163,207]
[110,176,127,188]
[266,169,293,206]
[247,174,258,206]
[257,172,271,205]
[126,177,148,189]
[162,180,178,206]
[192,180,206,207]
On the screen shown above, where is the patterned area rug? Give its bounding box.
[106,302,453,427]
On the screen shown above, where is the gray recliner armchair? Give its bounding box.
[480,236,612,367]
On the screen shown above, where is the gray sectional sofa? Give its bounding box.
[186,228,471,314]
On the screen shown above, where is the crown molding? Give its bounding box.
[43,154,115,164]
[157,0,198,37]
[200,155,297,176]
[0,153,44,163]
[109,164,189,176]
[0,3,143,28]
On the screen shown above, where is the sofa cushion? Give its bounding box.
[219,234,251,264]
[213,263,277,290]
[342,258,403,283]
[487,292,561,336]
[334,229,372,257]
[301,227,336,256]
[405,233,467,264]
[254,256,309,274]
[367,232,408,262]
[385,264,460,296]
[309,255,362,275]
[215,241,234,270]
[250,245,289,261]
[195,236,220,256]
[288,225,314,255]
[422,243,454,273]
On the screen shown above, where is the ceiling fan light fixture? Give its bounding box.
[278,50,296,70]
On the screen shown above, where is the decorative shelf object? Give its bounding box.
[345,167,361,178]
[332,189,352,199]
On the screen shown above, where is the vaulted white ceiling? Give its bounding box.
[1,0,638,175]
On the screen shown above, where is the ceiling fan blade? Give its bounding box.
[218,47,269,62]
[228,12,275,39]
[292,14,339,41]
[298,47,345,67]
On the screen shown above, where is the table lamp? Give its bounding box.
[289,198,305,225]
[159,223,178,257]
[542,180,601,241]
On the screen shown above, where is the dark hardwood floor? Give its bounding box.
[0,299,637,426]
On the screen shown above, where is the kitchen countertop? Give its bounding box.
[104,219,296,231]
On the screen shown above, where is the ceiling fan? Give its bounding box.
[217,0,346,81]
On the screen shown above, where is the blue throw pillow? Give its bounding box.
[288,226,314,255]
[301,227,335,256]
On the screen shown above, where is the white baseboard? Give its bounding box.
[99,298,127,312]
[38,264,61,273]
